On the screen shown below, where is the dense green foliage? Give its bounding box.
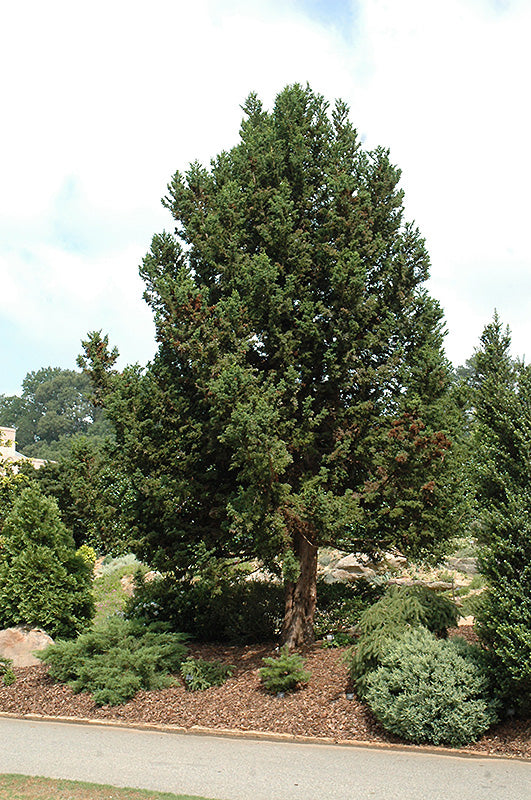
[34,435,133,552]
[346,585,459,697]
[0,486,94,637]
[313,578,383,640]
[81,83,464,646]
[259,646,311,693]
[363,627,498,746]
[126,572,284,643]
[471,316,531,712]
[356,584,458,638]
[0,464,32,531]
[0,656,15,686]
[38,617,188,706]
[127,570,383,644]
[180,657,234,691]
[0,367,111,459]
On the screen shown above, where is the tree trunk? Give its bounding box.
[281,522,318,650]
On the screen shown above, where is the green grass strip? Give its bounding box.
[0,774,221,800]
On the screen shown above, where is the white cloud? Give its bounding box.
[1,0,531,393]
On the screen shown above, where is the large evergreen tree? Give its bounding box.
[82,85,463,647]
[473,315,531,711]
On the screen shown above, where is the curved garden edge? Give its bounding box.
[1,711,530,765]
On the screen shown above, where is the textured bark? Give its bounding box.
[281,523,318,650]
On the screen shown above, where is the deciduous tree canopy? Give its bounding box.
[0,367,112,459]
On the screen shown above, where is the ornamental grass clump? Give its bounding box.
[37,616,188,706]
[259,646,311,694]
[362,627,499,746]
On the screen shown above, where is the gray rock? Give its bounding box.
[445,557,478,575]
[334,554,372,571]
[0,626,54,667]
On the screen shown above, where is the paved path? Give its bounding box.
[1,718,530,800]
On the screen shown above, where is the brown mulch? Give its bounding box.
[0,628,529,760]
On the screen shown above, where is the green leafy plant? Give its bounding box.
[363,627,499,746]
[357,584,459,639]
[76,544,97,571]
[0,656,15,686]
[180,657,234,691]
[37,616,188,705]
[471,316,531,713]
[259,646,311,694]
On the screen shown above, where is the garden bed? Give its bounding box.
[0,628,529,759]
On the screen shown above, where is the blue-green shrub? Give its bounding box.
[346,584,460,698]
[38,617,188,705]
[363,627,498,746]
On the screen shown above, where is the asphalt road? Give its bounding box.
[1,718,530,800]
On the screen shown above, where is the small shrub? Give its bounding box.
[76,544,97,572]
[180,657,234,691]
[37,616,188,705]
[259,646,311,694]
[0,486,94,638]
[0,656,15,686]
[363,627,499,746]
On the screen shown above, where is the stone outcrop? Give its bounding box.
[0,626,54,667]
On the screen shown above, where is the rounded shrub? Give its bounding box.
[363,627,499,746]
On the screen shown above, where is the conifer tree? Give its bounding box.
[82,85,463,647]
[473,315,531,711]
[0,486,94,637]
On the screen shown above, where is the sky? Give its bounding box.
[2,0,530,396]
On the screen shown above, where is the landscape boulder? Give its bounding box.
[0,626,54,667]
